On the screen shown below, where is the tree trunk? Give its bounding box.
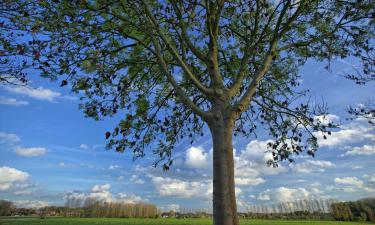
[210,119,239,225]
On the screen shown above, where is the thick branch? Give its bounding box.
[141,0,214,96]
[231,0,301,118]
[151,37,210,120]
[170,1,209,63]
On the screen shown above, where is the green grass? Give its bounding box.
[0,217,371,225]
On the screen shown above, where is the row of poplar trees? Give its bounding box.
[64,198,158,218]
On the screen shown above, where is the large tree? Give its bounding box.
[5,0,374,224]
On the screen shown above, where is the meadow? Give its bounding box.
[0,218,371,225]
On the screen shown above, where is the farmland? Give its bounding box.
[0,218,371,225]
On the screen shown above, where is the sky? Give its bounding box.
[0,58,374,212]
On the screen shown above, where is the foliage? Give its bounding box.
[0,1,33,85]
[0,200,14,216]
[330,198,375,222]
[4,0,373,168]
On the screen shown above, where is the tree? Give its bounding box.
[0,200,14,216]
[0,1,34,85]
[5,1,374,224]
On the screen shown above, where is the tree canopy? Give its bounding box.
[5,0,373,167]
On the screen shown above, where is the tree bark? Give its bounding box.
[209,118,239,225]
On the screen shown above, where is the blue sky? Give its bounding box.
[0,58,374,212]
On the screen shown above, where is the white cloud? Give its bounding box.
[65,184,146,205]
[92,184,111,192]
[79,144,90,150]
[13,190,32,195]
[334,176,375,193]
[160,204,180,212]
[345,145,375,156]
[314,114,340,125]
[238,140,288,176]
[151,176,212,199]
[258,187,322,203]
[185,146,211,170]
[315,120,375,147]
[292,160,335,173]
[14,200,50,208]
[369,175,375,183]
[0,183,12,191]
[258,193,271,201]
[181,140,288,193]
[0,167,29,191]
[334,177,363,188]
[5,86,61,102]
[0,96,29,106]
[235,177,265,186]
[117,193,146,204]
[351,165,363,170]
[0,131,20,145]
[108,165,121,170]
[130,175,145,184]
[15,147,47,157]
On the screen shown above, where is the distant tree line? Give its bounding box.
[0,198,157,218]
[2,198,374,221]
[63,201,158,218]
[330,198,375,222]
[246,199,337,214]
[240,211,333,220]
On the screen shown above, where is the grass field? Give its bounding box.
[0,218,371,225]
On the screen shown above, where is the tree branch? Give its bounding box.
[141,0,214,96]
[150,37,210,120]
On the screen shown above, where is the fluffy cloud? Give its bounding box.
[65,184,146,205]
[79,144,90,150]
[314,114,340,125]
[257,187,323,202]
[130,175,145,184]
[5,86,61,102]
[334,177,363,188]
[368,175,375,183]
[0,167,29,191]
[238,140,288,176]
[183,140,281,192]
[292,160,335,173]
[258,193,271,201]
[185,146,211,170]
[235,177,265,186]
[315,120,375,147]
[351,165,363,170]
[160,204,180,212]
[0,131,20,145]
[15,147,47,157]
[14,200,50,208]
[345,145,375,156]
[108,165,121,170]
[0,96,29,106]
[334,176,375,193]
[117,193,146,204]
[92,184,111,192]
[151,176,212,199]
